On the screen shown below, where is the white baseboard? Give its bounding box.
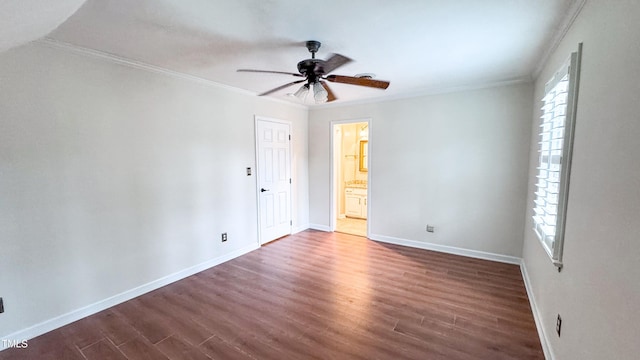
[520,260,554,360]
[0,243,259,351]
[308,223,332,232]
[292,225,310,234]
[368,234,522,265]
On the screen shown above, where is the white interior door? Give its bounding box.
[256,118,292,244]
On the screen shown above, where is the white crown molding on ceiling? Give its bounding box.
[37,37,308,110]
[38,0,585,113]
[532,0,587,79]
[312,77,533,110]
[39,37,532,110]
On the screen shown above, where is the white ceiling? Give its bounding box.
[0,0,86,53]
[12,0,578,105]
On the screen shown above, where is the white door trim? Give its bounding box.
[255,116,293,245]
[330,118,371,238]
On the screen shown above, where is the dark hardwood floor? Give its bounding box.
[1,230,544,359]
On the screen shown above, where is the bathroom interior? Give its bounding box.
[334,122,369,237]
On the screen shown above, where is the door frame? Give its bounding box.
[254,115,293,245]
[330,118,371,237]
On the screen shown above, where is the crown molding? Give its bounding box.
[36,36,542,112]
[36,38,308,110]
[531,0,587,80]
[311,77,532,110]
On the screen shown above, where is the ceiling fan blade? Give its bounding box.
[320,81,337,102]
[317,53,353,74]
[325,75,390,89]
[258,79,306,96]
[237,69,303,77]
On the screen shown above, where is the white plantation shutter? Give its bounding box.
[533,74,568,250]
[533,44,582,268]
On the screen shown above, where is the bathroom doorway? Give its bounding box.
[332,120,369,237]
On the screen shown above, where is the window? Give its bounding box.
[533,43,582,269]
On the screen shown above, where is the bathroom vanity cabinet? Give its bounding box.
[345,187,367,219]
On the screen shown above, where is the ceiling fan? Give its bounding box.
[237,40,390,103]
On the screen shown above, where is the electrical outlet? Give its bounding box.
[426,225,435,233]
[221,232,228,242]
[0,297,4,313]
[246,167,252,176]
[556,314,562,337]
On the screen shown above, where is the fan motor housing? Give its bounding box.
[297,59,323,81]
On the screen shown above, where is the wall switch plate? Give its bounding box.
[556,314,562,337]
[0,297,4,313]
[221,233,228,242]
[426,225,435,233]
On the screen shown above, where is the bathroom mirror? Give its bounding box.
[359,140,368,172]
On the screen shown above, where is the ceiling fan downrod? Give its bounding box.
[305,40,321,59]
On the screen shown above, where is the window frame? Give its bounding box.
[533,43,582,269]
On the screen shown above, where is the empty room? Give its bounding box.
[1,1,638,359]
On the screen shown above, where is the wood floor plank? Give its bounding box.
[112,298,174,344]
[118,337,170,360]
[81,339,127,360]
[198,335,253,360]
[91,309,140,346]
[2,230,543,359]
[59,317,105,350]
[156,335,212,360]
[136,293,214,346]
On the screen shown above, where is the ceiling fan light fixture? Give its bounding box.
[292,84,310,99]
[313,82,328,103]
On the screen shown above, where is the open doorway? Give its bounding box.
[332,120,369,237]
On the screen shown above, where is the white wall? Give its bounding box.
[309,83,533,258]
[522,1,640,359]
[0,42,308,339]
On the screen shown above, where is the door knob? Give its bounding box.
[261,188,269,192]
